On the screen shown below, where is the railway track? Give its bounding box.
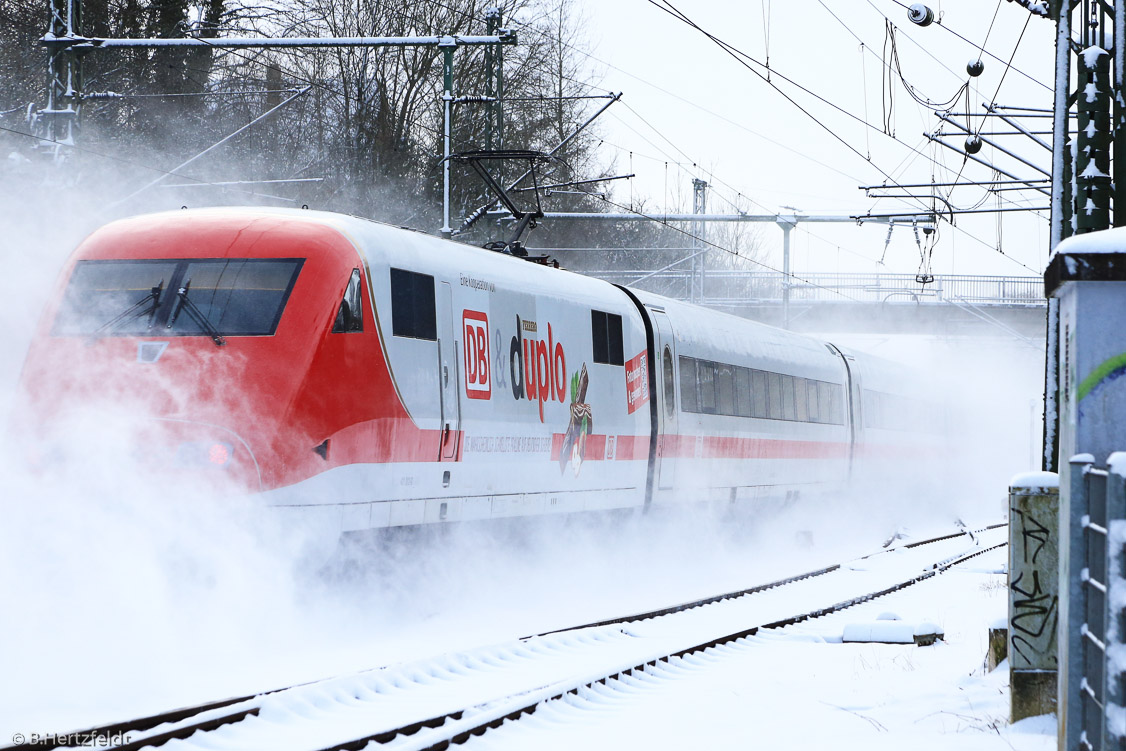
[5,523,1006,751]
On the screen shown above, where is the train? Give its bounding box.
[15,207,939,533]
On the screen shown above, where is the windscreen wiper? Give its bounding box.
[167,280,226,346]
[92,280,164,337]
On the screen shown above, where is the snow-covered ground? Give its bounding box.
[0,507,1056,750]
[465,546,1055,751]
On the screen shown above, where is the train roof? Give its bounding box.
[94,206,639,313]
[88,208,856,384]
[631,289,846,382]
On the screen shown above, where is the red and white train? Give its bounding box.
[17,207,936,532]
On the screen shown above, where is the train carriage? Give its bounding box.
[16,206,938,535]
[633,291,854,506]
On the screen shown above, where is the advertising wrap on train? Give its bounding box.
[625,351,650,414]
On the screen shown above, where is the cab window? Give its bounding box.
[332,269,363,333]
[53,258,303,337]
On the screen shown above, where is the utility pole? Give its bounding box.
[40,0,83,160]
[777,215,797,329]
[441,39,455,237]
[691,178,707,302]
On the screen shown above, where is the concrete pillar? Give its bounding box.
[1008,472,1060,722]
[1045,233,1126,493]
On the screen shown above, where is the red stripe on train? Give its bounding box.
[658,434,850,460]
[547,433,850,462]
[549,433,650,461]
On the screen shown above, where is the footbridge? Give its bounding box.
[585,270,1047,341]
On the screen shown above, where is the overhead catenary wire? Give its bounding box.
[27,1,1048,278]
[515,0,1050,276]
[649,0,950,220]
[885,0,1051,93]
[807,2,981,217]
[979,12,1033,134]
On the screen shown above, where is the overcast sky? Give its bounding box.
[566,0,1056,279]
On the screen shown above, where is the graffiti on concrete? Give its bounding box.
[1017,508,1051,566]
[1010,504,1059,669]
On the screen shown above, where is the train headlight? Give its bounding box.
[176,440,234,468]
[208,442,231,466]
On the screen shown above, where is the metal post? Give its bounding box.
[777,217,796,329]
[1044,298,1060,472]
[441,41,455,238]
[691,178,707,303]
[1045,0,1076,473]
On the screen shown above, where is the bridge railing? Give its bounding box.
[584,270,1046,307]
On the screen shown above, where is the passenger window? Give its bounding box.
[735,367,752,417]
[831,384,846,424]
[751,370,768,418]
[808,380,820,423]
[818,382,832,423]
[679,356,698,413]
[794,378,809,422]
[663,346,676,417]
[716,364,735,416]
[782,376,796,420]
[332,269,363,333]
[591,310,625,365]
[699,361,717,414]
[390,267,436,340]
[767,372,783,419]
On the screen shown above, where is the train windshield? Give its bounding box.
[53,258,304,337]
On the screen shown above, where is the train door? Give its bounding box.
[826,344,861,472]
[650,310,678,490]
[841,351,862,470]
[437,281,461,461]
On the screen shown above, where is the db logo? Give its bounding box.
[463,310,491,399]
